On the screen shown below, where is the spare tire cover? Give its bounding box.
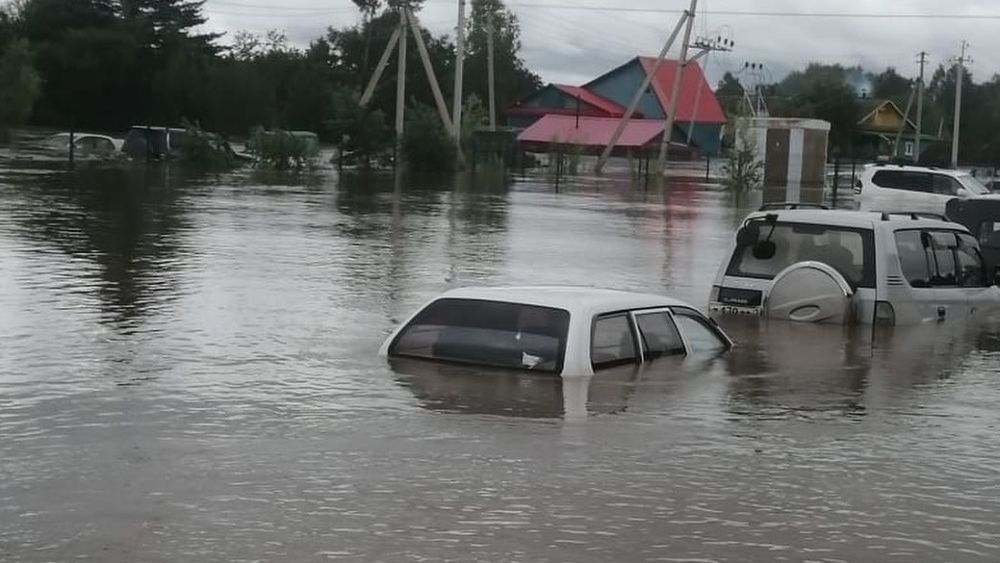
[766,261,854,324]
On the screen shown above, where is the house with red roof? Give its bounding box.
[508,56,727,156]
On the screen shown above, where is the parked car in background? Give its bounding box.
[43,133,122,158]
[855,164,996,213]
[380,287,732,378]
[711,207,1000,325]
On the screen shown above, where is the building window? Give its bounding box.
[904,141,915,157]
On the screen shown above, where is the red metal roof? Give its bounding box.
[551,84,627,116]
[517,115,664,148]
[638,57,727,124]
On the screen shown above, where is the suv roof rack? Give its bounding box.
[758,202,830,211]
[878,211,949,222]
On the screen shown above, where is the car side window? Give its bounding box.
[932,174,962,196]
[956,233,987,287]
[895,230,932,288]
[591,314,638,370]
[634,312,685,359]
[671,309,728,355]
[928,231,958,287]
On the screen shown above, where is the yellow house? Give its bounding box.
[856,99,937,160]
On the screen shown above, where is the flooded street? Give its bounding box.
[2,156,1000,562]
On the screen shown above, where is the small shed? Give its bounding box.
[741,117,831,190]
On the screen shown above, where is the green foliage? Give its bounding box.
[0,38,41,132]
[722,122,763,192]
[464,0,542,120]
[716,71,745,119]
[248,127,318,170]
[772,64,862,154]
[326,86,393,168]
[461,94,487,151]
[177,119,235,168]
[402,104,455,172]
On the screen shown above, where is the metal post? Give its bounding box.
[833,157,841,207]
[594,14,688,174]
[657,0,699,172]
[453,0,467,150]
[68,130,75,166]
[705,154,710,182]
[915,51,927,163]
[952,41,969,169]
[395,9,408,155]
[487,11,497,131]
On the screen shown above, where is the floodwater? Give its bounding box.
[2,148,1000,562]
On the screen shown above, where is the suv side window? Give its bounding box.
[956,233,987,287]
[932,174,963,196]
[895,230,932,288]
[591,314,638,370]
[928,231,958,286]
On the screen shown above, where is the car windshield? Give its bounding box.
[958,174,990,195]
[727,222,876,288]
[389,298,570,373]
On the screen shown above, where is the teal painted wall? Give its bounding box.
[586,60,664,119]
[677,123,723,157]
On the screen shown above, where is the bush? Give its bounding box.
[178,119,237,168]
[722,122,764,191]
[248,127,318,170]
[0,38,41,136]
[402,104,456,173]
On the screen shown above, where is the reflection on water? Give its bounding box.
[2,158,1000,562]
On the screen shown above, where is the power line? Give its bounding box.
[499,2,1000,20]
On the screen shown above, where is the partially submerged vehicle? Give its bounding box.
[380,287,732,377]
[946,197,1000,276]
[855,163,997,213]
[44,133,122,157]
[710,206,1000,325]
[121,125,245,162]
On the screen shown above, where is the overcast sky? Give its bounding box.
[203,0,1000,89]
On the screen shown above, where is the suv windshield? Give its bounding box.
[389,298,570,373]
[727,222,876,288]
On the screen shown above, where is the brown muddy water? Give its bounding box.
[2,149,1000,562]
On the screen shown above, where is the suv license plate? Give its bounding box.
[712,304,763,316]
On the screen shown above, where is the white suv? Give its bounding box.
[710,207,1000,325]
[855,164,995,212]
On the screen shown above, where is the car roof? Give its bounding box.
[438,286,691,315]
[864,164,970,177]
[744,209,969,231]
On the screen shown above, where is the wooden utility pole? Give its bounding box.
[395,8,408,149]
[915,51,927,163]
[359,27,401,108]
[594,14,689,174]
[893,83,916,158]
[453,0,467,148]
[952,41,970,169]
[656,0,698,173]
[487,12,497,131]
[406,9,455,136]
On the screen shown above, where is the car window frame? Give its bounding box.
[669,307,733,353]
[894,228,987,289]
[590,311,642,371]
[631,307,688,360]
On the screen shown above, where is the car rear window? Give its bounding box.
[726,222,876,288]
[389,298,570,373]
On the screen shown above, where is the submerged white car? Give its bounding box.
[380,287,732,377]
[710,208,1000,325]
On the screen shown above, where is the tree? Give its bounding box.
[119,0,219,53]
[773,63,863,153]
[0,38,42,133]
[464,0,541,123]
[716,72,745,118]
[871,67,912,106]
